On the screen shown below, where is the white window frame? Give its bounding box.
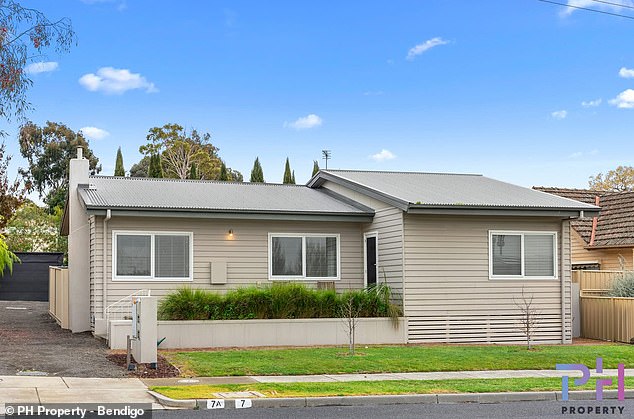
[112,230,194,282]
[488,230,558,280]
[268,233,341,281]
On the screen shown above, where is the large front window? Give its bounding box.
[113,232,192,281]
[489,231,557,279]
[269,234,339,280]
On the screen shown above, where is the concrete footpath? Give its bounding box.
[0,376,163,414]
[2,368,631,412]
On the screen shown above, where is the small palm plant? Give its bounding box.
[0,234,19,277]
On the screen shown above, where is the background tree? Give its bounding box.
[312,160,320,177]
[589,166,634,192]
[18,121,101,212]
[219,162,228,181]
[188,162,198,180]
[229,168,243,182]
[0,142,26,228]
[283,157,294,184]
[0,1,76,128]
[129,156,150,177]
[4,201,65,253]
[114,147,125,176]
[291,170,295,184]
[250,157,264,182]
[148,154,163,178]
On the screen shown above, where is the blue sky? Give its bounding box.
[4,0,634,193]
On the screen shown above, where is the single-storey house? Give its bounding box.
[63,149,599,344]
[535,187,634,271]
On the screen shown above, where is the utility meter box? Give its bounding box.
[131,296,158,365]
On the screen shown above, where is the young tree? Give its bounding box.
[283,157,294,184]
[0,1,76,127]
[188,162,198,180]
[514,287,540,350]
[114,147,125,176]
[312,160,320,177]
[339,293,361,356]
[250,157,264,182]
[589,166,634,192]
[18,121,101,212]
[148,154,163,178]
[0,234,19,277]
[129,156,150,177]
[219,162,228,181]
[0,142,26,228]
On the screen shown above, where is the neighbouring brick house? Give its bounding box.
[535,187,634,271]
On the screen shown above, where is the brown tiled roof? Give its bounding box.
[534,187,634,248]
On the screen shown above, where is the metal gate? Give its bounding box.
[0,252,64,301]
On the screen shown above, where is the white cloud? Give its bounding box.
[581,98,602,108]
[79,67,157,94]
[80,126,110,141]
[406,37,449,61]
[370,149,396,162]
[284,114,323,130]
[25,61,59,74]
[551,110,568,119]
[610,89,634,108]
[568,149,598,159]
[560,0,634,17]
[619,67,634,78]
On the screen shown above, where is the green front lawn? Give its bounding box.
[165,343,633,377]
[151,376,634,400]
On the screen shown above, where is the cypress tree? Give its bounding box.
[283,157,294,184]
[114,147,125,176]
[149,154,164,178]
[189,163,198,179]
[312,160,320,177]
[250,157,264,182]
[219,162,229,181]
[291,170,296,184]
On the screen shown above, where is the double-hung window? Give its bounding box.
[489,231,557,279]
[113,231,193,281]
[269,233,339,280]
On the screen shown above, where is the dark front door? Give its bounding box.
[366,236,377,287]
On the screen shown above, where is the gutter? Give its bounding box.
[103,209,112,319]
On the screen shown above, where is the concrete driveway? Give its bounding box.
[0,301,125,377]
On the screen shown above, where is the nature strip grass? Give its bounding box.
[164,344,634,377]
[151,376,634,400]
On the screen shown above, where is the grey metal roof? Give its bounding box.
[310,170,600,212]
[79,176,373,216]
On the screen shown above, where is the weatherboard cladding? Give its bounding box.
[320,170,599,210]
[79,176,372,216]
[536,187,634,248]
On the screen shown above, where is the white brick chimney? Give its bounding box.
[67,146,91,332]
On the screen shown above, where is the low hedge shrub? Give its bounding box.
[158,283,402,321]
[608,272,634,297]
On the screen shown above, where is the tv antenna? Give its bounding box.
[322,150,331,169]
